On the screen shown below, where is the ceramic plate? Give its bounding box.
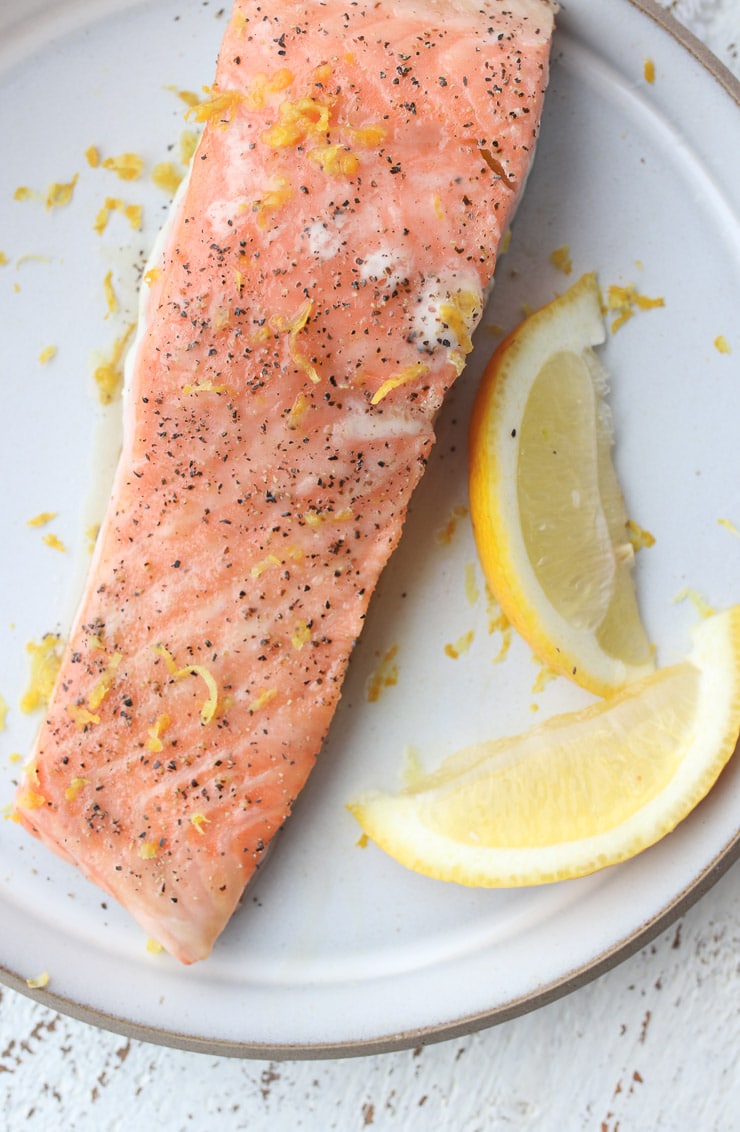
[1,0,738,1058]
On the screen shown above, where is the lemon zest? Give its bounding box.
[287,391,309,430]
[270,299,319,383]
[92,322,136,404]
[66,704,101,730]
[644,58,656,84]
[549,245,572,274]
[366,645,399,703]
[146,713,171,753]
[250,554,281,579]
[88,652,122,710]
[718,517,740,537]
[371,362,429,406]
[606,283,664,333]
[25,972,50,990]
[444,630,474,659]
[64,777,90,802]
[674,588,715,619]
[153,645,219,724]
[103,270,117,316]
[248,687,278,713]
[20,635,64,713]
[626,519,656,550]
[186,86,242,127]
[291,621,312,650]
[307,144,359,177]
[138,841,159,860]
[46,174,79,210]
[27,511,57,528]
[190,813,210,835]
[146,937,164,954]
[714,335,731,355]
[38,345,57,365]
[16,790,47,810]
[251,176,293,228]
[0,695,7,730]
[435,504,468,546]
[42,532,66,553]
[102,153,144,181]
[167,86,202,108]
[85,145,100,168]
[152,162,183,195]
[531,662,559,694]
[262,97,331,148]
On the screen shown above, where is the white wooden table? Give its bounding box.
[1,3,738,1128]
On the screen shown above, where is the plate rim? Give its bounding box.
[2,0,739,1059]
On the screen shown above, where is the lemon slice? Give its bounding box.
[469,272,653,696]
[349,607,740,887]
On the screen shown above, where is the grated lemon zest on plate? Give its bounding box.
[626,518,656,550]
[152,162,183,195]
[38,345,57,365]
[92,322,136,404]
[444,630,474,659]
[0,694,8,730]
[103,270,118,317]
[435,504,468,546]
[25,972,50,990]
[714,335,731,355]
[102,153,144,181]
[20,635,64,713]
[673,587,716,619]
[366,645,399,703]
[27,511,57,528]
[606,283,664,333]
[45,175,79,210]
[42,532,66,553]
[190,813,210,835]
[85,145,100,168]
[718,517,740,537]
[549,245,572,274]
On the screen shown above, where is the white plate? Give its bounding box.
[0,0,738,1058]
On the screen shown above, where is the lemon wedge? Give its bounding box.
[348,607,740,887]
[469,272,653,696]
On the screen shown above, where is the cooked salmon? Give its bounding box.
[14,0,555,963]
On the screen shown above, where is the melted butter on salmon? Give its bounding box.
[15,0,556,963]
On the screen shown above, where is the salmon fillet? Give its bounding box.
[15,0,555,963]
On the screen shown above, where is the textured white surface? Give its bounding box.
[1,1,739,1128]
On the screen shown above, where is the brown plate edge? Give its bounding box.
[2,0,740,1061]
